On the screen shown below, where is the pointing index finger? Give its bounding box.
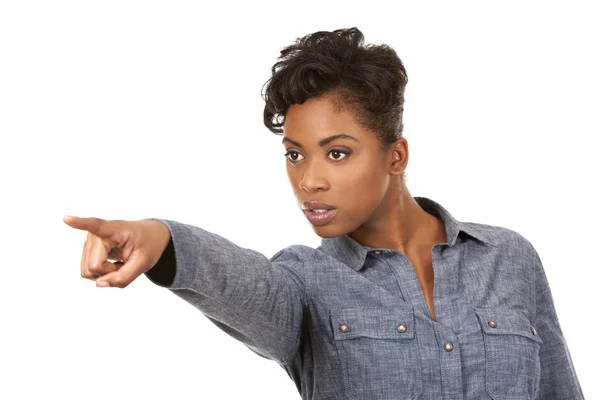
[63,215,113,238]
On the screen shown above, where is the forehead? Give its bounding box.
[283,96,373,145]
[284,96,353,130]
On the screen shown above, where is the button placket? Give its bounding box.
[434,324,464,399]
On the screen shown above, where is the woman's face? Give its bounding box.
[282,95,394,238]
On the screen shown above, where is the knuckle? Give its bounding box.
[88,263,101,273]
[121,275,133,288]
[81,271,94,279]
[113,276,126,288]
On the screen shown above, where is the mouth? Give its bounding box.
[303,208,337,226]
[302,200,336,211]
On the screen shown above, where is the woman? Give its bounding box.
[64,27,584,399]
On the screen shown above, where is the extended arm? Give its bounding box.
[143,218,306,365]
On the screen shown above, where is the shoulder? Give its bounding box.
[267,244,318,291]
[463,221,537,260]
[269,244,315,263]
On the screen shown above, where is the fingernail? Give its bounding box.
[97,280,110,287]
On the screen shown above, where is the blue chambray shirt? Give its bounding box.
[144,196,584,399]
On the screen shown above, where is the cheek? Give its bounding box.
[341,164,385,192]
[340,167,386,207]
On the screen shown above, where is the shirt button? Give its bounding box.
[444,342,453,352]
[396,323,407,333]
[487,320,497,328]
[339,323,349,333]
[531,326,537,336]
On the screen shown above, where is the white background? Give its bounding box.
[1,1,598,398]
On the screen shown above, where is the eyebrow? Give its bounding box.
[282,133,359,148]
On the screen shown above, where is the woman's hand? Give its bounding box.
[63,216,171,288]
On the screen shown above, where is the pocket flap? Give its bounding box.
[330,307,415,341]
[474,308,542,344]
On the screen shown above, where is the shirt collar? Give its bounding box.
[318,196,497,271]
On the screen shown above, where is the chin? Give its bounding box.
[310,222,346,238]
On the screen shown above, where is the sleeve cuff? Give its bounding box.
[144,234,176,287]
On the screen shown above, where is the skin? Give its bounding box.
[63,216,172,288]
[283,95,448,320]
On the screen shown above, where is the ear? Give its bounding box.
[389,138,408,176]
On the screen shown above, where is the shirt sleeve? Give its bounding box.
[532,247,585,399]
[142,218,307,365]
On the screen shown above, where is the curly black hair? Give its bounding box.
[261,27,408,156]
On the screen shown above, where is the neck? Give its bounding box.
[348,180,446,255]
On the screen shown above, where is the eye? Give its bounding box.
[328,149,349,161]
[283,149,351,164]
[283,150,305,163]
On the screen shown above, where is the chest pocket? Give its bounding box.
[475,309,543,400]
[330,306,422,400]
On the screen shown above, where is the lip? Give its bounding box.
[302,200,336,211]
[303,208,337,226]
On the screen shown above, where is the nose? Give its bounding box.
[298,160,329,192]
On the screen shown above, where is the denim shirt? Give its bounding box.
[144,196,584,400]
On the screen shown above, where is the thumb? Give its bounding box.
[96,249,148,288]
[63,215,114,238]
